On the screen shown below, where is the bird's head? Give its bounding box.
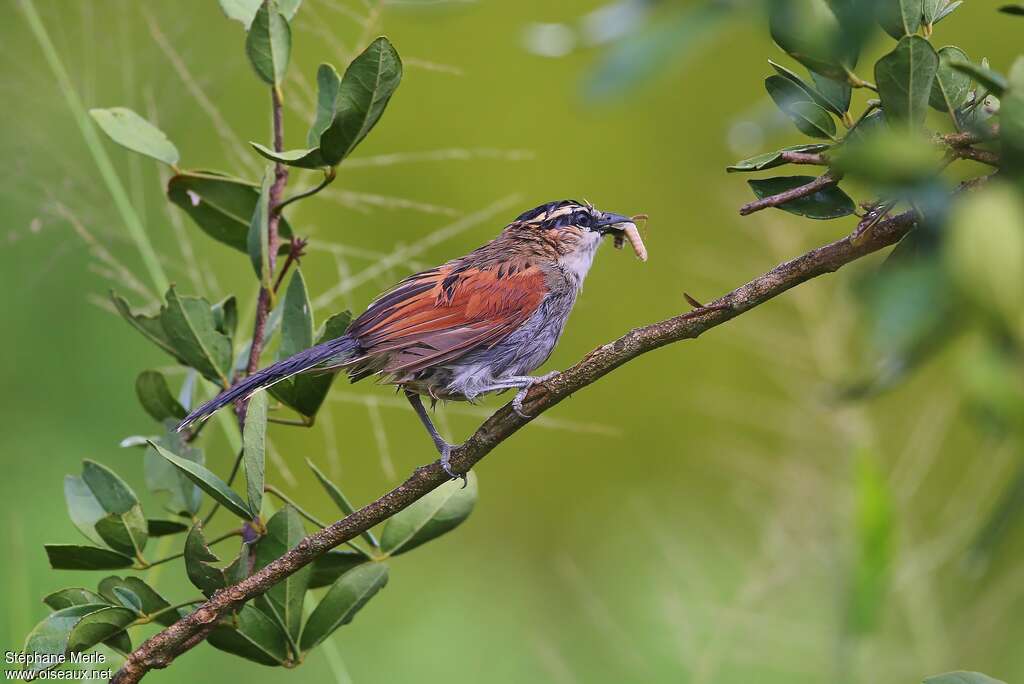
[507,200,646,264]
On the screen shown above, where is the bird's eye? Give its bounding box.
[575,212,593,227]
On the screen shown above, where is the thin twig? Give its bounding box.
[739,173,840,216]
[110,208,920,684]
[777,151,829,166]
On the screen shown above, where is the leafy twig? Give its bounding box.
[739,172,840,216]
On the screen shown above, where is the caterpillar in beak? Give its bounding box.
[613,213,648,262]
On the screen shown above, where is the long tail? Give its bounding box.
[176,334,360,431]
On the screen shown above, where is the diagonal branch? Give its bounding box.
[739,172,840,216]
[109,209,918,683]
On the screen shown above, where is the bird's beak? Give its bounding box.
[593,212,635,235]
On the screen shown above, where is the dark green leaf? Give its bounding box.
[162,287,234,386]
[66,605,136,652]
[933,0,962,22]
[810,70,852,116]
[246,1,291,85]
[111,587,143,614]
[746,176,856,219]
[765,76,836,139]
[81,460,147,554]
[166,171,293,254]
[1001,57,1024,180]
[64,475,107,546]
[845,109,886,143]
[98,576,180,626]
[929,46,972,114]
[875,35,939,128]
[727,144,830,173]
[82,460,138,514]
[42,588,107,610]
[877,0,922,38]
[309,63,341,148]
[135,370,187,423]
[309,550,370,589]
[949,60,1007,97]
[243,391,268,516]
[212,296,238,340]
[146,519,189,537]
[278,270,314,359]
[144,430,203,517]
[307,458,379,548]
[254,506,310,640]
[769,0,847,79]
[150,441,253,520]
[1000,3,1024,14]
[769,59,848,117]
[89,107,179,166]
[380,472,478,555]
[111,292,182,363]
[250,143,326,169]
[22,604,109,676]
[208,604,289,666]
[844,450,893,635]
[185,524,228,596]
[44,545,134,570]
[104,630,132,656]
[95,512,147,557]
[318,37,403,166]
[922,0,944,23]
[832,128,944,186]
[269,311,351,418]
[300,563,388,651]
[222,0,301,26]
[924,673,1007,684]
[248,168,272,284]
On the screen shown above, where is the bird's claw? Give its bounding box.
[512,372,560,419]
[439,444,467,488]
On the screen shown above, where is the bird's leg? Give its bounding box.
[475,372,561,419]
[405,389,464,485]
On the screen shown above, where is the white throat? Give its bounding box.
[558,231,602,288]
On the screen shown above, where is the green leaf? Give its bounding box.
[810,71,852,117]
[66,605,136,652]
[147,519,189,537]
[309,550,369,589]
[42,588,107,610]
[875,35,939,128]
[64,475,107,546]
[110,587,143,614]
[248,168,272,284]
[318,37,403,166]
[81,460,147,555]
[765,76,836,139]
[832,128,944,187]
[150,441,253,520]
[184,523,228,596]
[844,449,893,635]
[243,391,268,516]
[250,143,326,169]
[269,310,351,419]
[254,506,310,640]
[219,0,262,26]
[309,63,342,148]
[877,0,922,38]
[380,472,478,555]
[98,576,181,626]
[111,292,182,363]
[208,604,290,666]
[300,563,389,651]
[949,60,1007,97]
[727,144,830,173]
[89,107,179,166]
[933,0,962,22]
[144,430,203,516]
[44,545,134,570]
[166,171,294,254]
[944,182,1024,326]
[929,46,972,114]
[278,270,314,359]
[307,458,379,548]
[746,176,856,219]
[768,59,848,117]
[22,604,109,676]
[924,673,1007,684]
[1001,57,1024,181]
[246,1,291,86]
[161,286,234,386]
[769,0,847,79]
[1000,3,1024,15]
[212,296,239,340]
[845,109,886,143]
[135,370,187,423]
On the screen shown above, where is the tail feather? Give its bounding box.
[176,334,359,431]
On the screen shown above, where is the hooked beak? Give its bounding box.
[593,212,635,235]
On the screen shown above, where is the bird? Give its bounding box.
[177,199,646,480]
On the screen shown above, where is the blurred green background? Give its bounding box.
[2,1,1022,682]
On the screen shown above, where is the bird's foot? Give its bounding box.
[512,371,560,419]
[439,443,467,488]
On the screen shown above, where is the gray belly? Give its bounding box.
[410,291,577,401]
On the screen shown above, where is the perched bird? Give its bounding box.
[178,200,646,479]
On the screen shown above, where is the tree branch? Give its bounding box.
[109,209,919,684]
[739,172,839,216]
[778,150,829,166]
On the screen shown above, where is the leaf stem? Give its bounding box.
[274,167,336,216]
[264,484,371,557]
[141,529,242,569]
